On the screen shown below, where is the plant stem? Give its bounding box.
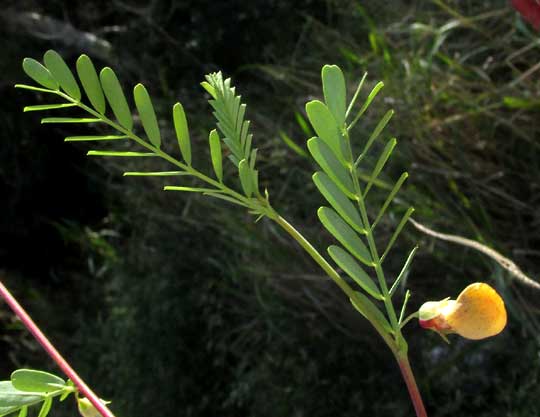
[396,352,428,417]
[0,280,115,417]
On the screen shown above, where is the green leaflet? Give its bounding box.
[318,207,372,266]
[306,100,346,163]
[123,171,188,177]
[278,131,308,158]
[322,65,346,127]
[43,50,80,100]
[164,186,217,193]
[372,172,408,229]
[389,246,418,297]
[99,67,133,130]
[357,109,394,164]
[173,103,191,165]
[328,245,381,299]
[364,137,397,196]
[23,103,76,112]
[64,135,127,142]
[11,370,65,393]
[133,84,161,148]
[22,58,58,91]
[350,292,393,335]
[358,81,384,120]
[312,172,365,234]
[381,207,415,263]
[0,381,45,417]
[36,398,52,417]
[17,406,27,417]
[41,118,102,124]
[238,159,253,197]
[87,151,156,157]
[307,137,355,198]
[14,84,56,94]
[209,129,223,182]
[76,54,106,113]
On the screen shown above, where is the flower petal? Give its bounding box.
[446,283,507,340]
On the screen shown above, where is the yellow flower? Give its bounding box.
[418,283,507,340]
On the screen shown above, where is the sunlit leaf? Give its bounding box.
[328,245,381,299]
[37,397,52,417]
[64,135,127,142]
[389,246,418,296]
[23,103,76,112]
[306,100,347,163]
[11,370,65,393]
[322,65,346,126]
[133,84,161,148]
[318,207,372,266]
[381,207,415,263]
[99,67,132,130]
[209,129,223,182]
[307,137,355,198]
[43,50,81,100]
[123,171,189,177]
[22,58,58,91]
[351,292,393,334]
[76,54,106,113]
[312,172,365,234]
[372,172,408,229]
[173,102,191,165]
[87,151,156,157]
[357,109,393,164]
[238,159,253,197]
[278,131,308,158]
[41,117,102,124]
[0,382,44,417]
[364,137,397,196]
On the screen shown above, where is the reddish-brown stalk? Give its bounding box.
[0,280,115,417]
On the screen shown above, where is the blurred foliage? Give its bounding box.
[1,1,540,417]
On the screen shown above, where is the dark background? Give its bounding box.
[1,1,540,416]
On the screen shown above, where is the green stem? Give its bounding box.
[273,215,396,351]
[343,130,401,340]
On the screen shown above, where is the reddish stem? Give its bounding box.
[0,280,115,417]
[396,353,428,417]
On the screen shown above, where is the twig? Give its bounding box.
[409,218,540,290]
